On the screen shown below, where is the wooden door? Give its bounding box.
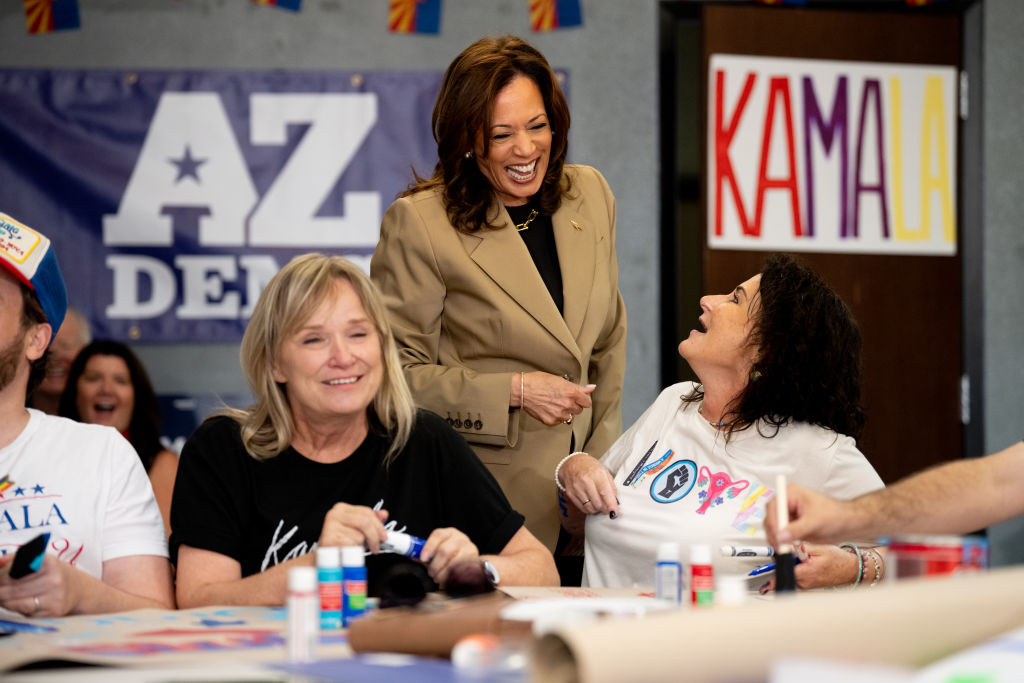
[700,5,963,484]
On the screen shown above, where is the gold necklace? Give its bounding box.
[515,209,539,232]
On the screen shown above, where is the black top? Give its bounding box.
[508,202,564,314]
[170,410,524,595]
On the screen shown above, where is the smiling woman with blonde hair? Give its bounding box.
[171,253,557,608]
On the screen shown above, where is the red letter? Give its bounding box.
[713,70,757,237]
[754,77,803,237]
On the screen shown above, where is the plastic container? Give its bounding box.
[316,546,342,630]
[689,543,714,606]
[287,566,319,662]
[885,535,988,580]
[342,545,367,626]
[655,542,684,605]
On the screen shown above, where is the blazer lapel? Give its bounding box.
[553,193,596,342]
[460,204,581,357]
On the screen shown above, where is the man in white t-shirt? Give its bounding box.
[0,212,174,617]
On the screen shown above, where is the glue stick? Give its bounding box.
[380,530,426,559]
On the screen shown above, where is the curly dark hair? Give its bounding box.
[686,253,865,440]
[401,35,572,233]
[58,340,165,472]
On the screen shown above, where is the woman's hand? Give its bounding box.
[514,372,596,426]
[0,553,74,618]
[758,542,860,593]
[319,503,389,552]
[559,452,620,518]
[420,528,480,586]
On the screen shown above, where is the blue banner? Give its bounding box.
[0,69,442,342]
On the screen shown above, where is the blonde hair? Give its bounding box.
[224,253,415,464]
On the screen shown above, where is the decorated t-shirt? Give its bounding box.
[170,410,524,595]
[0,410,168,579]
[583,382,884,587]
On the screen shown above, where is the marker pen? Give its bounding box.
[747,557,802,577]
[720,545,774,558]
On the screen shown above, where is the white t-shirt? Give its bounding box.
[0,410,168,580]
[583,383,884,588]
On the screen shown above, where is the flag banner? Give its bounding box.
[389,0,442,34]
[24,0,81,34]
[530,0,582,32]
[250,0,302,11]
[0,68,445,342]
[708,54,958,255]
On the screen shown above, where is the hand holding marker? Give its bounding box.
[773,475,797,592]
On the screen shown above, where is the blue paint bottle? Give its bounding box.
[341,545,367,627]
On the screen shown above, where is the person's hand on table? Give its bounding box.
[520,372,595,426]
[319,502,389,551]
[560,452,619,518]
[0,553,73,618]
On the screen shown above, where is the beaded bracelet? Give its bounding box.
[554,451,587,492]
[839,542,864,587]
[864,547,883,586]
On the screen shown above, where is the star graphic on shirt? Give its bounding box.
[169,145,208,184]
[14,487,25,496]
[33,484,45,494]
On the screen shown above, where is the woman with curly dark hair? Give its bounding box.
[371,36,627,583]
[557,254,885,590]
[60,340,178,537]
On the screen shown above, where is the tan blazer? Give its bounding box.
[371,165,627,550]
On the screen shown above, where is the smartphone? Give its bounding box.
[8,532,50,579]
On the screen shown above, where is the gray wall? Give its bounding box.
[981,0,1024,566]
[2,0,1021,559]
[0,0,661,425]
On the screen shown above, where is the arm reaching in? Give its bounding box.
[766,441,1024,546]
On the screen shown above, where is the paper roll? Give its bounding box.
[531,566,1024,683]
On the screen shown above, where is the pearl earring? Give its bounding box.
[464,151,472,159]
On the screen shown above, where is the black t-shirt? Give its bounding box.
[169,410,524,594]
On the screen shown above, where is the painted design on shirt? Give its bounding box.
[649,460,697,504]
[622,441,657,486]
[627,449,673,489]
[695,466,749,514]
[0,474,13,497]
[731,485,774,536]
[0,477,81,565]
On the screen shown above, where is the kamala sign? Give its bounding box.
[707,54,958,255]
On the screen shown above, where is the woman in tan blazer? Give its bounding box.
[371,36,627,581]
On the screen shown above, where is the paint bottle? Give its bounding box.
[655,542,684,605]
[286,566,319,662]
[342,545,367,627]
[316,546,342,630]
[690,543,714,606]
[380,530,426,559]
